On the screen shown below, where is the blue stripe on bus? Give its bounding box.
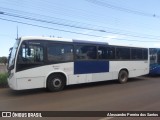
[74,61,109,74]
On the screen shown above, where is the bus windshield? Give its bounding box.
[8,39,20,70]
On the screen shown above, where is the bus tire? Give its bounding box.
[118,70,128,84]
[47,74,66,92]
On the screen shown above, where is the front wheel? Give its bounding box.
[47,74,66,92]
[118,70,128,84]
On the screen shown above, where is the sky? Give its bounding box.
[1,0,160,57]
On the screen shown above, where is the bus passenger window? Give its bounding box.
[98,46,107,59]
[116,47,130,60]
[142,49,148,60]
[47,44,73,62]
[131,48,143,60]
[76,45,97,60]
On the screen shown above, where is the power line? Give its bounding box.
[1,12,105,32]
[86,0,160,18]
[1,3,160,42]
[0,17,160,42]
[1,10,160,40]
[1,6,160,39]
[1,0,159,36]
[0,17,107,38]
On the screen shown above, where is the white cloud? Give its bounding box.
[102,34,130,46]
[103,35,120,40]
[153,43,160,48]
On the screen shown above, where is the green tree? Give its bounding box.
[0,57,7,65]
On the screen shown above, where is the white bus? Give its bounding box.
[7,36,149,91]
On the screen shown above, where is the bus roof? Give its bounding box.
[73,39,108,45]
[20,36,72,42]
[20,36,109,45]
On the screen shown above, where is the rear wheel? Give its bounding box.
[47,74,66,92]
[118,70,128,84]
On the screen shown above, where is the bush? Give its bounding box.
[0,73,8,87]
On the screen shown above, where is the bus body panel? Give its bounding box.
[8,70,17,90]
[68,74,87,85]
[92,72,112,82]
[110,61,149,78]
[150,64,160,75]
[9,63,74,90]
[8,60,149,90]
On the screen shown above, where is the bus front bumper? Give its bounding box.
[8,74,18,90]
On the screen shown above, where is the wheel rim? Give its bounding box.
[52,78,62,88]
[120,73,126,82]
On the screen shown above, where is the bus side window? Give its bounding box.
[142,49,148,60]
[131,48,143,60]
[47,44,73,62]
[75,45,97,60]
[98,46,115,60]
[116,47,130,60]
[98,46,107,59]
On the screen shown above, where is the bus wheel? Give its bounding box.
[47,74,66,92]
[118,70,128,84]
